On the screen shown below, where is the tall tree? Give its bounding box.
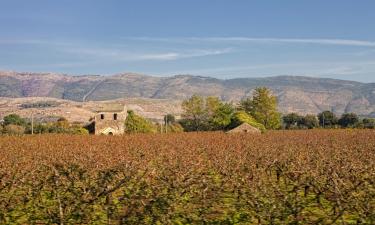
[282,113,303,129]
[301,114,319,129]
[318,111,338,128]
[180,95,235,131]
[240,87,281,129]
[209,102,234,130]
[180,95,208,131]
[338,113,359,128]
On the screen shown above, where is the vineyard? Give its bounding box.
[0,130,374,224]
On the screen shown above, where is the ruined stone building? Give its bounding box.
[94,104,126,135]
[226,123,261,134]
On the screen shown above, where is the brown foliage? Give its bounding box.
[0,130,374,224]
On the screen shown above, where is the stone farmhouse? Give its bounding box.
[94,104,126,135]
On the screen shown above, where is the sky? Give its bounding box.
[1,0,375,82]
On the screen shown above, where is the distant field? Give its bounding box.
[0,130,374,224]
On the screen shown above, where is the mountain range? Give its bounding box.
[1,71,375,118]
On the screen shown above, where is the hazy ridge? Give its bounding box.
[1,71,375,118]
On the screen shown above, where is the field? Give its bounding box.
[0,130,374,224]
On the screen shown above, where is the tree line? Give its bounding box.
[282,111,375,129]
[0,114,89,135]
[179,87,375,131]
[0,111,183,135]
[2,86,374,135]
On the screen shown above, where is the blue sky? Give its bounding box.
[1,0,375,82]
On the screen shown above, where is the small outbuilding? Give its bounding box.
[226,123,261,134]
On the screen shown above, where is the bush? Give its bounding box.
[3,114,27,126]
[3,124,25,135]
[362,118,375,129]
[161,123,184,133]
[33,123,50,134]
[125,110,156,133]
[70,127,89,135]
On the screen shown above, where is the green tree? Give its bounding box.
[3,114,26,126]
[205,96,221,116]
[282,113,303,129]
[204,96,235,130]
[338,113,359,128]
[301,114,319,129]
[240,87,281,129]
[180,95,208,131]
[180,95,235,131]
[125,110,156,133]
[209,103,235,130]
[318,111,338,128]
[229,111,266,132]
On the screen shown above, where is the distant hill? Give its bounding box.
[1,71,375,117]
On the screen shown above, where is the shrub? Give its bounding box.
[3,124,25,135]
[70,127,89,135]
[3,114,26,126]
[125,110,156,133]
[362,118,375,129]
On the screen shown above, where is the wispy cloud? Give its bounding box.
[129,37,375,47]
[134,49,232,60]
[62,47,233,61]
[0,38,73,46]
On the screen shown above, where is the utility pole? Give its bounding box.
[31,113,34,135]
[164,116,167,133]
